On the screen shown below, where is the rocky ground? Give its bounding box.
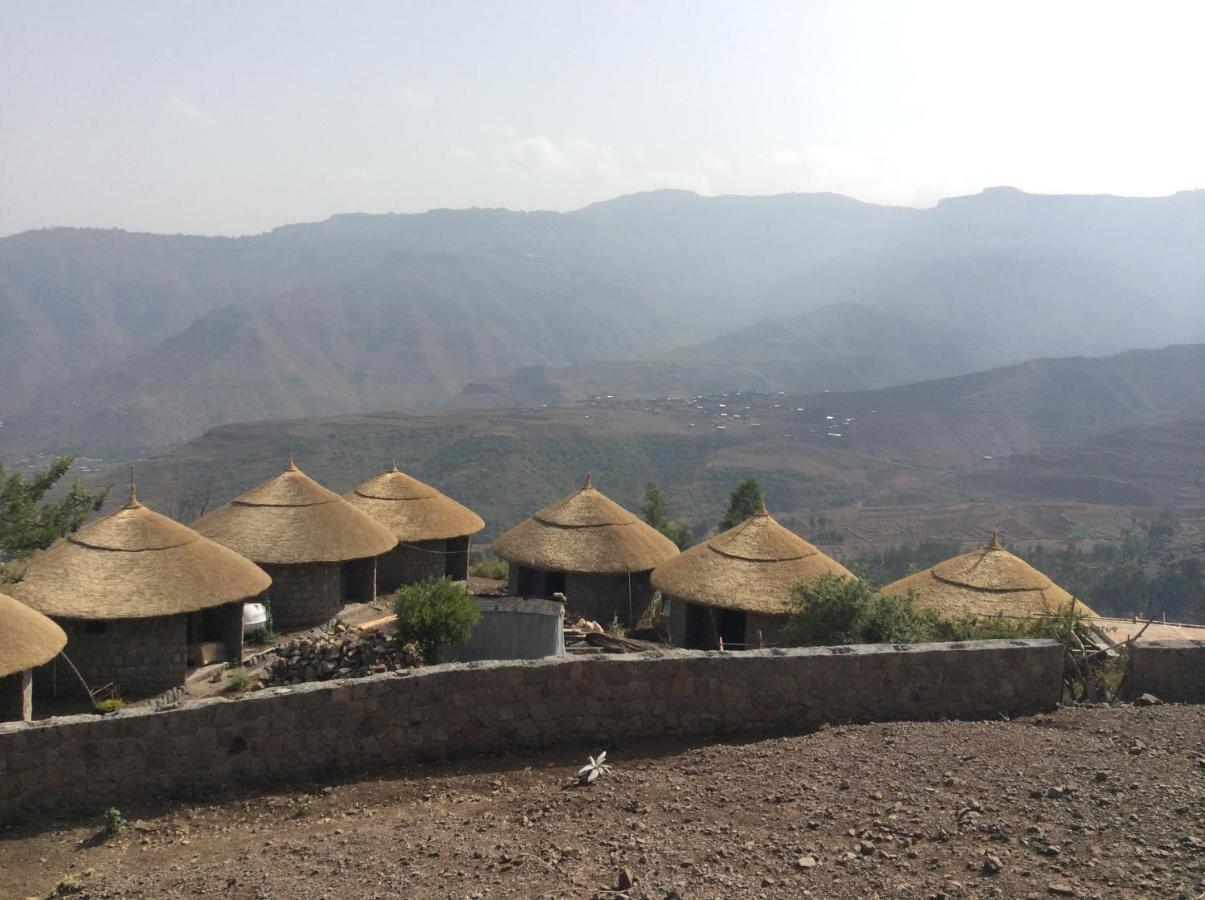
[2,705,1202,899]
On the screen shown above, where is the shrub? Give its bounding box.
[780,574,1091,647]
[224,671,252,693]
[468,556,508,580]
[394,578,480,664]
[781,575,930,646]
[94,698,125,714]
[102,807,127,838]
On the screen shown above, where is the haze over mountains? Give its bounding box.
[2,187,1203,456]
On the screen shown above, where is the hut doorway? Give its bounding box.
[715,608,747,649]
[185,603,244,666]
[683,603,747,650]
[444,536,470,580]
[515,566,565,599]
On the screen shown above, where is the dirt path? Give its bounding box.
[2,705,1202,899]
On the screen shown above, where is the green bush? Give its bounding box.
[468,556,508,580]
[94,698,125,714]
[780,574,1095,648]
[394,578,481,664]
[780,575,931,646]
[224,671,252,693]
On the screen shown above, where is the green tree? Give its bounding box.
[1,456,107,560]
[640,481,692,549]
[720,478,764,530]
[394,578,481,663]
[640,481,671,530]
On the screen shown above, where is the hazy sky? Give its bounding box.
[3,1,1204,236]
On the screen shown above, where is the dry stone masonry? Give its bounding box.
[261,562,342,632]
[37,615,188,699]
[0,639,1064,819]
[260,626,422,687]
[378,541,448,593]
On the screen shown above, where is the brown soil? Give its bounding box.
[3,705,1202,899]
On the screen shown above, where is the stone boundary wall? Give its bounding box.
[0,640,1063,820]
[1119,640,1205,702]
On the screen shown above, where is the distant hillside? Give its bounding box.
[99,344,1205,550]
[3,188,1203,456]
[965,417,1205,507]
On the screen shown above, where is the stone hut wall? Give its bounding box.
[564,571,656,627]
[1119,640,1205,702]
[666,598,787,650]
[377,541,446,595]
[0,640,1066,819]
[261,562,342,633]
[0,670,31,723]
[36,615,188,699]
[507,567,656,625]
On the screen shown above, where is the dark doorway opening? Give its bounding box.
[683,603,747,650]
[714,608,747,649]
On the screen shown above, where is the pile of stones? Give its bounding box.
[259,625,422,687]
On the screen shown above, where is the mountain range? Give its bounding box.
[2,187,1203,457]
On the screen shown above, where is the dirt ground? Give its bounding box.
[2,705,1202,899]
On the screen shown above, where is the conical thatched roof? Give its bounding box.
[344,464,484,542]
[881,533,1098,619]
[194,457,398,565]
[8,485,272,620]
[0,592,66,677]
[492,475,679,574]
[652,504,854,614]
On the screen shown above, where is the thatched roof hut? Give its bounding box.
[345,464,484,542]
[492,475,679,625]
[0,592,66,678]
[13,489,270,620]
[345,465,484,590]
[653,504,853,615]
[195,457,397,566]
[194,458,397,631]
[881,534,1097,620]
[0,592,66,722]
[492,475,678,575]
[9,485,271,698]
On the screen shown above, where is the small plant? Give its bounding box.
[52,873,82,895]
[606,614,625,637]
[102,806,127,838]
[224,671,251,693]
[94,698,125,714]
[394,577,480,664]
[577,751,613,786]
[289,793,312,817]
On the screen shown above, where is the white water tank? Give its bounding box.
[243,601,268,633]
